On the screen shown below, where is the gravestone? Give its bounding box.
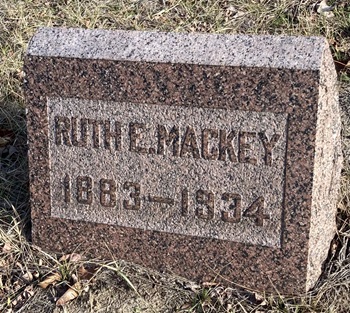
[25,27,342,294]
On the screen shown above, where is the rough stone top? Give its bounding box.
[27,27,328,70]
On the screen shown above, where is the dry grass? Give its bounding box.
[0,0,350,312]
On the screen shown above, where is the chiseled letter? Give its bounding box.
[180,126,200,159]
[129,122,148,154]
[259,132,281,166]
[238,132,257,165]
[202,128,219,160]
[157,125,179,156]
[104,120,121,151]
[71,117,88,147]
[218,130,237,162]
[55,116,71,146]
[89,119,101,149]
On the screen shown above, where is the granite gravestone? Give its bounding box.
[25,27,342,294]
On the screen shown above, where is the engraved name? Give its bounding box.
[54,116,281,166]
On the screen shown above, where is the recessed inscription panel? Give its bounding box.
[48,98,287,247]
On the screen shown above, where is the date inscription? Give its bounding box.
[63,174,269,227]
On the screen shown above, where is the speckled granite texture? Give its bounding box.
[24,27,342,294]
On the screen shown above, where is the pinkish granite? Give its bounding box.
[24,27,342,294]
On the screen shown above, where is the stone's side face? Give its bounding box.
[306,45,343,289]
[25,27,342,295]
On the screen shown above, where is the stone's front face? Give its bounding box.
[49,98,287,247]
[25,28,342,294]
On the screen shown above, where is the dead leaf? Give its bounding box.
[2,242,13,253]
[254,292,268,306]
[38,272,62,289]
[6,146,17,157]
[32,271,40,279]
[22,272,33,283]
[59,253,83,263]
[56,282,81,306]
[254,292,264,302]
[15,262,24,271]
[83,285,89,293]
[77,265,97,281]
[225,6,245,18]
[11,298,18,307]
[0,259,6,267]
[22,285,35,299]
[0,129,14,147]
[182,281,201,292]
[71,273,78,283]
[316,0,335,18]
[178,302,192,311]
[202,281,218,288]
[15,70,24,80]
